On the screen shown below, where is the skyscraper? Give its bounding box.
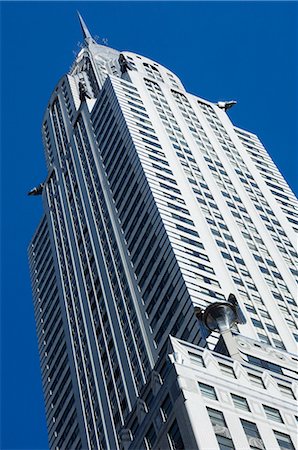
[29,15,297,450]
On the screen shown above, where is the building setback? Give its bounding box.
[29,15,298,450]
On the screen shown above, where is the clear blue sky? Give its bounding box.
[1,2,297,449]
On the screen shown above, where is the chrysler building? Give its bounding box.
[29,14,297,450]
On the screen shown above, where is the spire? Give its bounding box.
[77,11,93,42]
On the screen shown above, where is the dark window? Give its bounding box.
[274,431,295,450]
[217,435,235,450]
[241,419,262,441]
[168,420,185,450]
[266,324,278,334]
[144,424,157,449]
[160,394,172,421]
[251,318,264,329]
[247,355,282,374]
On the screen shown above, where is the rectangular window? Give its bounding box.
[274,431,295,450]
[207,408,234,450]
[278,384,295,399]
[216,435,235,450]
[144,389,154,410]
[231,394,250,411]
[219,363,236,378]
[263,405,283,423]
[207,407,226,428]
[247,356,283,374]
[248,373,265,388]
[241,419,262,440]
[199,383,217,400]
[266,323,278,334]
[272,339,286,350]
[251,318,264,329]
[168,419,185,450]
[257,333,270,344]
[160,394,172,421]
[144,424,157,449]
[189,352,204,367]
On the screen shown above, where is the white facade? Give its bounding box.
[29,16,298,450]
[124,336,297,450]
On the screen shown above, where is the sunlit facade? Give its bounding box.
[29,15,298,450]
